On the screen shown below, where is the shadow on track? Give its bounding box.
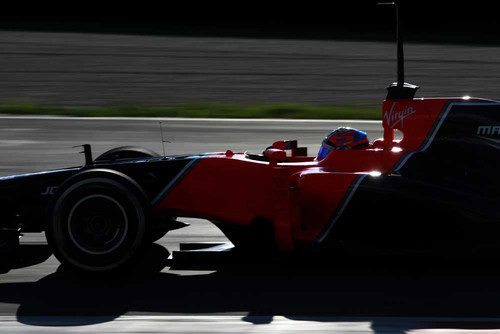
[2,243,500,333]
[0,244,52,274]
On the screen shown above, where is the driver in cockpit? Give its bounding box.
[317,127,369,158]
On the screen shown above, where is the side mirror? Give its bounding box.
[264,148,286,165]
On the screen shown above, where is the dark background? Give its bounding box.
[1,1,499,44]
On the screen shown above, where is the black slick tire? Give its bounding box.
[46,170,149,273]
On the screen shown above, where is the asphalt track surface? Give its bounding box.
[2,118,500,333]
[2,31,500,106]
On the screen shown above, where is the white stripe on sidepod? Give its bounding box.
[151,158,200,206]
[393,101,500,172]
[318,101,500,242]
[316,174,367,242]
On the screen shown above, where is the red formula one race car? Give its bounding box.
[0,8,499,273]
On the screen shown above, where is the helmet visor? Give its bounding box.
[317,145,332,158]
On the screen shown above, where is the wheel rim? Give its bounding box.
[68,194,129,255]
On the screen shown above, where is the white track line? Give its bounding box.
[0,115,381,123]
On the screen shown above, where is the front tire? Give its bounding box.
[46,172,149,273]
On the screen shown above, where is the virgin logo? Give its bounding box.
[384,102,416,128]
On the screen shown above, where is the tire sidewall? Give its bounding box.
[47,173,148,273]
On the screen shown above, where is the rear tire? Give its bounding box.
[46,172,149,273]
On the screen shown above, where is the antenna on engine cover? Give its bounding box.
[159,121,170,157]
[378,1,419,99]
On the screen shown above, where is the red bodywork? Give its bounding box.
[155,97,486,251]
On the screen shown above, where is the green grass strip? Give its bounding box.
[0,102,381,120]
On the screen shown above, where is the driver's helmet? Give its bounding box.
[317,127,369,158]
